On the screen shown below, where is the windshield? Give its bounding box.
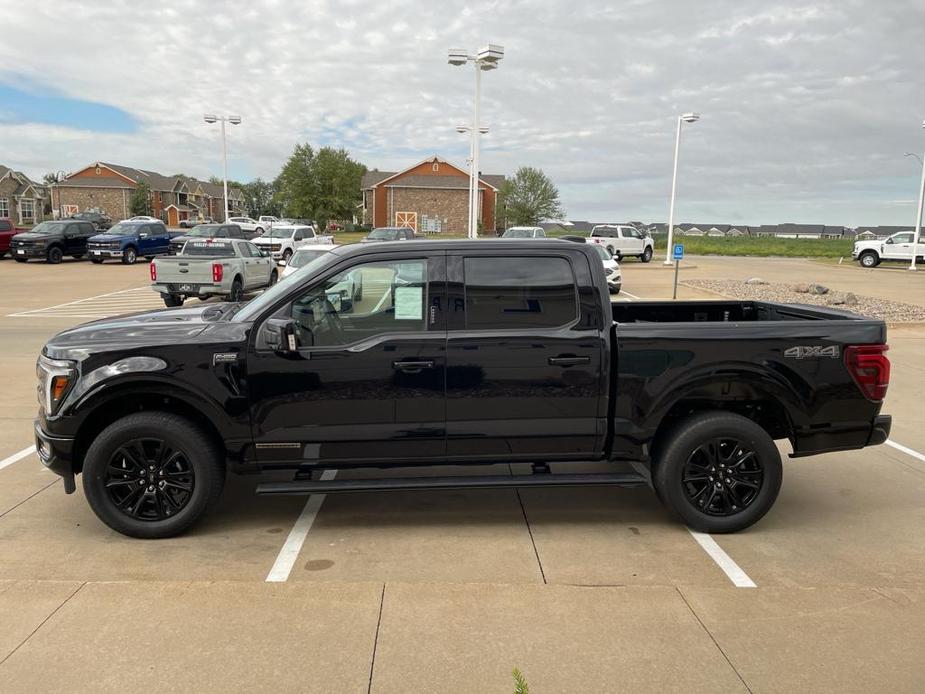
[593,245,611,260]
[289,248,332,268]
[28,221,67,234]
[181,241,235,257]
[234,250,339,322]
[186,226,219,237]
[103,223,141,235]
[266,228,297,238]
[503,228,533,238]
[369,228,405,240]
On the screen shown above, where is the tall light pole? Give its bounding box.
[663,112,700,264]
[203,113,241,222]
[448,44,503,238]
[909,123,925,271]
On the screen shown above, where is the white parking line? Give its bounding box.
[265,470,337,582]
[621,290,645,300]
[886,439,925,464]
[0,446,36,472]
[687,530,757,588]
[8,286,164,319]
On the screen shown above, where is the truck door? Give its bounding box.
[445,249,604,460]
[620,227,642,255]
[247,251,447,464]
[884,232,915,260]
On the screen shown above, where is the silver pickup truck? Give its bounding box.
[150,238,278,307]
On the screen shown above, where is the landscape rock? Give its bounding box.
[808,283,829,295]
[745,277,768,285]
[792,283,811,293]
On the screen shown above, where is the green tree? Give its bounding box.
[42,172,64,186]
[241,178,280,217]
[129,181,153,216]
[498,166,564,226]
[273,143,366,227]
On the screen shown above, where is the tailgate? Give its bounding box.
[153,258,215,284]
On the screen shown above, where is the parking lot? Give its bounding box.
[2,254,925,693]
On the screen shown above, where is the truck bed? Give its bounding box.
[612,300,869,324]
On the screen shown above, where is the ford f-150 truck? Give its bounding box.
[34,239,891,538]
[151,238,277,306]
[87,220,172,264]
[852,230,925,267]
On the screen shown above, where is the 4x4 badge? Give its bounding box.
[784,345,840,359]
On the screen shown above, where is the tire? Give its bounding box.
[163,294,184,307]
[641,246,653,263]
[91,258,104,264]
[46,246,64,264]
[82,412,225,538]
[606,245,616,256]
[255,227,264,235]
[859,251,879,268]
[268,269,278,286]
[121,247,137,265]
[652,411,782,533]
[282,248,293,262]
[227,277,244,302]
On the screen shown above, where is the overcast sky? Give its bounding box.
[2,0,924,226]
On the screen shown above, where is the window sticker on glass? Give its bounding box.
[394,286,423,320]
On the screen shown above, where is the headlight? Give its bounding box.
[36,355,77,415]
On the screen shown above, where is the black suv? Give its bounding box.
[11,220,97,263]
[168,223,245,254]
[69,211,113,231]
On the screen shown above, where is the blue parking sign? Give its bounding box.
[673,243,684,260]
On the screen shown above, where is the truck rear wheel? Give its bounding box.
[163,294,184,307]
[641,246,653,263]
[227,277,244,302]
[652,411,782,533]
[82,412,225,538]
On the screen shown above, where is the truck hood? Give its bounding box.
[88,233,134,242]
[42,303,250,361]
[11,232,53,241]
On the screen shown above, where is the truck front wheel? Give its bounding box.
[82,412,225,538]
[859,251,879,268]
[652,412,782,533]
[121,247,137,265]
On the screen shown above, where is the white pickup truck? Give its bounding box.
[585,224,654,262]
[253,224,333,261]
[853,230,925,267]
[150,238,277,307]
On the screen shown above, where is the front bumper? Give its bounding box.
[34,420,76,493]
[11,246,46,258]
[89,248,124,258]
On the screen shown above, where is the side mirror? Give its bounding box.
[139,232,149,239]
[263,318,300,353]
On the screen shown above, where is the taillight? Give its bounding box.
[845,344,890,401]
[149,262,156,281]
[212,263,223,282]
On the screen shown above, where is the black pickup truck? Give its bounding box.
[34,240,892,538]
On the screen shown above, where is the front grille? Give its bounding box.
[89,242,119,250]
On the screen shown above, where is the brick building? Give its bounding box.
[361,156,504,234]
[50,162,245,225]
[0,165,47,226]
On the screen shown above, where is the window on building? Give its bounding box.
[20,199,34,223]
[463,256,578,330]
[0,198,8,218]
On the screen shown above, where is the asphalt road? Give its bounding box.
[1,253,924,693]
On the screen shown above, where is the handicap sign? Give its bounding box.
[673,243,684,260]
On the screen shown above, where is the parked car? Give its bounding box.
[0,218,27,258]
[362,226,416,242]
[253,224,333,261]
[151,238,277,307]
[258,215,282,229]
[852,231,925,268]
[35,239,892,538]
[502,226,546,238]
[168,223,246,254]
[228,217,267,236]
[87,220,171,264]
[586,224,654,262]
[10,220,96,263]
[178,217,213,229]
[591,244,622,294]
[69,211,113,231]
[279,244,338,280]
[127,216,160,223]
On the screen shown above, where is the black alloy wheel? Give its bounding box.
[47,246,63,264]
[103,438,195,521]
[228,278,244,302]
[682,438,763,516]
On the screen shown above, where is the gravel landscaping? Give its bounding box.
[682,279,925,322]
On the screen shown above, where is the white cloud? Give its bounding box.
[0,0,923,225]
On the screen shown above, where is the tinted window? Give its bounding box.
[0,220,11,232]
[464,257,577,330]
[288,259,428,347]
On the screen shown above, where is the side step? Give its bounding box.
[256,472,647,496]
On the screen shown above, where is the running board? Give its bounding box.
[256,472,647,495]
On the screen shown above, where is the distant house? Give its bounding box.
[822,225,847,239]
[727,225,749,236]
[50,162,245,224]
[361,156,503,234]
[855,226,913,240]
[0,165,47,226]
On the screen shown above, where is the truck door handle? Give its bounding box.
[548,355,590,366]
[392,360,435,372]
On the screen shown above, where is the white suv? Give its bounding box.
[852,231,925,268]
[228,217,265,235]
[253,224,333,260]
[586,224,654,262]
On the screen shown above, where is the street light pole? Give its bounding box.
[449,44,503,239]
[663,112,700,265]
[910,122,925,272]
[203,113,242,222]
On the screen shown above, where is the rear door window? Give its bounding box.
[463,256,578,329]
